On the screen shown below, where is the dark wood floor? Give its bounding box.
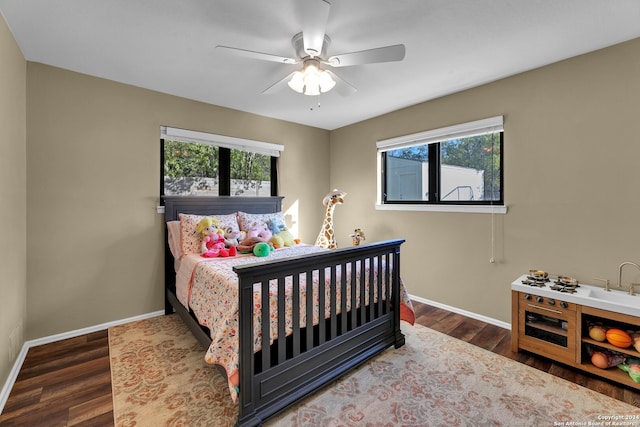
[2,301,640,426]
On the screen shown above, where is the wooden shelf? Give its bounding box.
[579,361,640,389]
[582,337,638,357]
[580,308,640,389]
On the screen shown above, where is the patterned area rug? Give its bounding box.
[109,315,640,426]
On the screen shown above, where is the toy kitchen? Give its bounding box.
[511,268,640,389]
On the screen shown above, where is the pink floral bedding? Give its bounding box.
[175,244,414,402]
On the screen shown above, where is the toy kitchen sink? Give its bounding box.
[511,271,640,390]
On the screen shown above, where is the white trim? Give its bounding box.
[0,343,30,415]
[410,293,511,330]
[24,310,164,347]
[376,203,507,214]
[0,310,164,413]
[160,126,284,157]
[377,115,504,152]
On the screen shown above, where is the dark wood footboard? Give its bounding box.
[234,239,405,426]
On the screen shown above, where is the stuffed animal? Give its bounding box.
[222,225,243,248]
[266,219,285,235]
[269,235,285,249]
[237,237,275,254]
[315,189,346,249]
[253,241,273,257]
[349,228,366,246]
[237,222,273,254]
[277,227,299,247]
[245,222,272,241]
[267,219,299,248]
[196,217,235,257]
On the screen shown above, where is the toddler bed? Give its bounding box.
[163,195,412,426]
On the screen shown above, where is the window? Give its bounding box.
[377,116,504,211]
[161,127,283,197]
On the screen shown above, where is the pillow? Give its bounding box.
[237,211,285,232]
[166,220,183,259]
[179,213,240,255]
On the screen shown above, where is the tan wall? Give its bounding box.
[25,63,329,339]
[0,16,27,386]
[330,37,640,324]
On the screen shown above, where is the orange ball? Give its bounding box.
[591,351,610,369]
[606,328,632,348]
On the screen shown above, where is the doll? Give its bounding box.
[196,217,234,257]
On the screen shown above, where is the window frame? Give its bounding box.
[376,116,506,214]
[160,127,282,199]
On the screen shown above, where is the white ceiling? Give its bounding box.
[1,0,640,130]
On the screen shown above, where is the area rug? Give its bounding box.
[109,315,640,426]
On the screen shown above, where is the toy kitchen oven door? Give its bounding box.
[512,290,578,364]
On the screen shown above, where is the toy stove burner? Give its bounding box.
[549,276,579,293]
[521,277,548,287]
[521,270,550,287]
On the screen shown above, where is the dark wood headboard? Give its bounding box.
[162,196,284,313]
[163,195,284,222]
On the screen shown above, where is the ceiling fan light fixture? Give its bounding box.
[304,84,321,96]
[288,59,335,96]
[287,71,305,93]
[303,70,321,96]
[318,70,336,93]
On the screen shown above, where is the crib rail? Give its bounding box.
[233,239,405,426]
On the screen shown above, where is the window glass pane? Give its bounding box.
[163,139,219,195]
[385,145,429,201]
[230,149,271,197]
[439,133,501,201]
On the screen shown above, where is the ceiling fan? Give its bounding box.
[215,0,405,96]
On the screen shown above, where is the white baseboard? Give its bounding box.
[0,310,164,414]
[410,294,511,330]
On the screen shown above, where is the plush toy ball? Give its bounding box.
[632,332,640,352]
[606,328,632,348]
[253,242,272,257]
[591,351,610,369]
[589,325,607,342]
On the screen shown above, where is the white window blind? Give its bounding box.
[376,115,503,152]
[160,126,284,157]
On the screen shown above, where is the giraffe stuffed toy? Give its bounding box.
[315,189,346,249]
[349,228,366,246]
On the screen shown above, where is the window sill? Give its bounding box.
[375,204,507,214]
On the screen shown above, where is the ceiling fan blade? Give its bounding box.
[301,0,331,57]
[326,70,357,96]
[262,72,297,95]
[327,44,405,67]
[216,45,298,64]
